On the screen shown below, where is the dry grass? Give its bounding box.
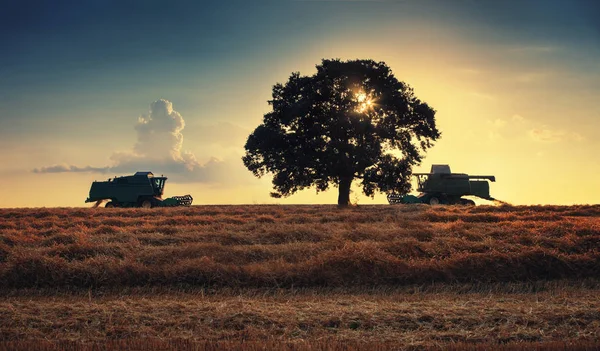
[0,205,599,288]
[2,284,600,349]
[1,204,599,349]
[1,340,600,351]
[2,340,600,351]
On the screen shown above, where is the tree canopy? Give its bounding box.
[243,59,441,206]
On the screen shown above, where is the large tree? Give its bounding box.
[243,59,440,206]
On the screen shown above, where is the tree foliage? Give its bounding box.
[243,59,440,206]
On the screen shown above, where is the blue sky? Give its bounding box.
[1,0,599,206]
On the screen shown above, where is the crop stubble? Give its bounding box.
[0,204,599,350]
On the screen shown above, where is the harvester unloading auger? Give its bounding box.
[387,165,495,205]
[85,171,193,208]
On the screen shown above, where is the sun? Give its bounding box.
[355,91,374,113]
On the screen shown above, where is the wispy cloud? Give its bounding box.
[457,68,481,75]
[514,72,550,83]
[33,165,109,174]
[487,119,507,142]
[486,115,584,144]
[529,128,584,143]
[507,45,559,53]
[511,114,526,123]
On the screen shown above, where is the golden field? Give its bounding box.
[0,204,599,350]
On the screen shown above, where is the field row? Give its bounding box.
[3,340,599,351]
[1,285,599,347]
[1,205,599,289]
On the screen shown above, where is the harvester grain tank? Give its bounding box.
[85,171,193,208]
[387,164,496,205]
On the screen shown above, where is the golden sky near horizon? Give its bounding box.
[0,1,598,207]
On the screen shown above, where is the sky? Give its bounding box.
[0,0,599,207]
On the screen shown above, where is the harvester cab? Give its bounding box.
[85,171,193,208]
[388,164,496,205]
[148,174,166,196]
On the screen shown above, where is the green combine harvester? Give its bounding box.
[85,171,193,208]
[387,165,496,205]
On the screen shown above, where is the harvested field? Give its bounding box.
[1,204,599,350]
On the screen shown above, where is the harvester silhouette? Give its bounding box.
[85,171,193,208]
[388,164,496,205]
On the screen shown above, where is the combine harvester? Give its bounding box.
[388,164,495,205]
[85,171,193,208]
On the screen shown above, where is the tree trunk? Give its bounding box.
[338,176,352,207]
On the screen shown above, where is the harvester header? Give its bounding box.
[388,164,496,205]
[85,171,193,208]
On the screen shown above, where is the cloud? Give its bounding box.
[133,99,187,162]
[508,45,558,53]
[33,164,110,173]
[529,128,584,143]
[486,119,507,142]
[457,68,481,75]
[490,119,507,128]
[514,72,549,83]
[34,99,253,184]
[529,128,562,143]
[511,114,526,123]
[485,114,585,144]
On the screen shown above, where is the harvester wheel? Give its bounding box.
[140,199,152,209]
[105,202,115,208]
[429,197,440,205]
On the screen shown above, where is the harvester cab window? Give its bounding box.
[152,178,166,195]
[416,175,429,191]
